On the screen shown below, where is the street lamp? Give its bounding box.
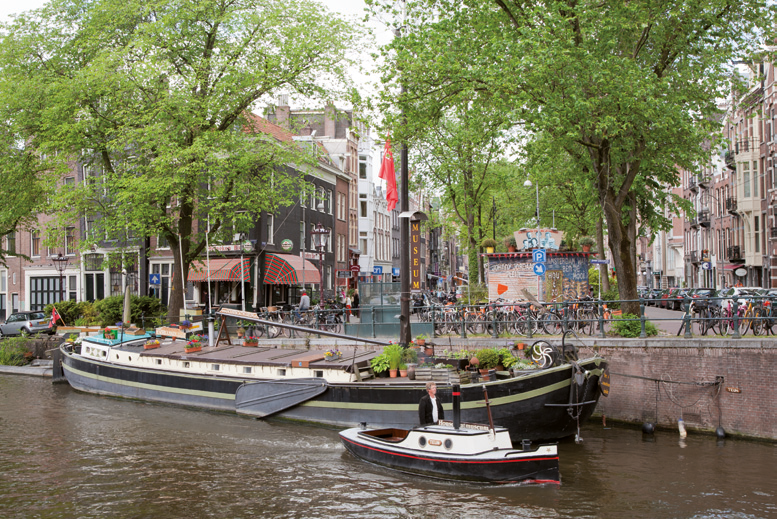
[51,253,69,302]
[237,234,253,312]
[523,178,540,247]
[310,202,331,300]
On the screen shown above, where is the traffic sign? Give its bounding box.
[532,249,546,263]
[701,261,712,270]
[590,259,610,265]
[533,263,546,276]
[372,266,383,275]
[149,273,161,285]
[350,264,360,272]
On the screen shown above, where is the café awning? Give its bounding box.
[187,258,251,282]
[263,253,321,285]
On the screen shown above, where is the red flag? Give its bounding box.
[378,138,398,212]
[50,306,63,328]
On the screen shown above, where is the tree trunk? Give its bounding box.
[602,198,639,315]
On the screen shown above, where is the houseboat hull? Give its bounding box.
[60,342,607,442]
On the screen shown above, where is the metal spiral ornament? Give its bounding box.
[530,341,556,368]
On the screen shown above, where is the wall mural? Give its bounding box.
[486,253,589,301]
[514,228,564,251]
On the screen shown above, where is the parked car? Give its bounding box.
[718,287,762,309]
[685,288,718,310]
[0,310,55,338]
[659,288,681,310]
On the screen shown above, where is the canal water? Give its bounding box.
[0,376,774,519]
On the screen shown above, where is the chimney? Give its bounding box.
[324,101,336,138]
[276,94,290,129]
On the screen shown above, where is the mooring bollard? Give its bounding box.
[639,299,647,338]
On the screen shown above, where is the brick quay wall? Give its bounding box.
[574,338,777,441]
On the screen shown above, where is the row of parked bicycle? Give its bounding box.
[637,285,777,312]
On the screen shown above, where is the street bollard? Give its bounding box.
[460,308,467,339]
[684,297,692,338]
[639,299,646,338]
[598,301,605,338]
[562,301,569,333]
[527,310,533,339]
[491,309,498,339]
[732,302,741,339]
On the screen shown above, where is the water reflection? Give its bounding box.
[0,377,774,519]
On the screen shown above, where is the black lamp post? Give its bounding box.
[310,203,331,300]
[51,253,69,302]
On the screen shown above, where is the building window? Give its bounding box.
[157,234,169,249]
[31,231,40,257]
[5,233,15,256]
[360,201,367,218]
[328,190,333,214]
[65,227,76,256]
[68,275,77,301]
[743,162,750,198]
[359,155,367,179]
[300,221,306,250]
[755,215,760,253]
[266,214,275,245]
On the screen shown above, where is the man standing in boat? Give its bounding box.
[418,382,444,426]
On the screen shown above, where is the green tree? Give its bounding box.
[370,0,773,314]
[0,0,359,321]
[0,122,47,266]
[409,102,510,282]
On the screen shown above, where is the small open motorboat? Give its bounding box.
[339,385,560,484]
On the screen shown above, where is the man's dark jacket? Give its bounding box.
[418,394,444,425]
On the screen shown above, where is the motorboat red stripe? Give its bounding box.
[341,436,559,465]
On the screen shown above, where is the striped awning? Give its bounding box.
[188,258,251,282]
[263,253,321,285]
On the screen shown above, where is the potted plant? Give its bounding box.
[580,236,595,252]
[475,348,500,374]
[370,351,391,377]
[185,335,202,353]
[481,237,497,253]
[415,334,428,347]
[384,343,404,378]
[144,339,161,350]
[243,334,259,347]
[504,235,518,252]
[235,320,246,338]
[399,363,408,377]
[324,348,342,361]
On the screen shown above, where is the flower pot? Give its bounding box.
[325,354,342,361]
[516,343,525,350]
[144,343,160,350]
[582,245,591,252]
[424,347,434,357]
[377,370,389,378]
[479,368,490,375]
[399,369,407,377]
[406,363,416,380]
[417,339,426,347]
[184,346,202,353]
[243,341,258,347]
[389,369,398,378]
[508,246,517,252]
